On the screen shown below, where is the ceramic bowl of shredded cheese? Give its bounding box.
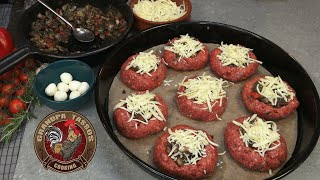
[129,0,192,30]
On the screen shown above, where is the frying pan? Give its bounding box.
[95,21,320,179]
[0,0,133,73]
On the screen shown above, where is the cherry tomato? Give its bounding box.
[0,70,12,80]
[9,98,27,114]
[15,86,26,96]
[0,28,14,59]
[0,112,11,125]
[11,78,20,86]
[0,96,10,108]
[1,84,14,95]
[19,73,28,83]
[13,67,21,76]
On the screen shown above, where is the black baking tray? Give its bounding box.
[95,21,320,179]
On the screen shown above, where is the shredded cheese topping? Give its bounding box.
[125,50,160,76]
[167,128,218,165]
[163,79,173,86]
[216,114,222,121]
[256,76,295,106]
[164,34,205,60]
[269,169,273,175]
[178,74,230,112]
[132,0,186,22]
[114,91,166,125]
[217,42,262,67]
[232,114,281,157]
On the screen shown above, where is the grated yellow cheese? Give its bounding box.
[164,34,205,60]
[167,128,219,165]
[163,79,173,86]
[114,91,166,125]
[216,114,223,121]
[132,0,186,22]
[178,74,230,112]
[217,42,262,67]
[256,76,295,106]
[269,169,273,175]
[232,114,281,157]
[125,50,160,76]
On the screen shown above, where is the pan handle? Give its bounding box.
[120,0,129,4]
[0,46,32,74]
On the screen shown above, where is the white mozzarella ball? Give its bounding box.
[69,80,81,92]
[57,82,69,92]
[69,91,81,100]
[54,91,68,101]
[78,82,90,95]
[45,83,57,97]
[60,72,73,84]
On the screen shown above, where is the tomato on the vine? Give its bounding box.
[0,112,11,125]
[11,78,20,86]
[0,70,12,80]
[0,96,10,108]
[15,86,26,96]
[19,73,29,83]
[9,98,27,114]
[13,67,21,76]
[1,84,14,95]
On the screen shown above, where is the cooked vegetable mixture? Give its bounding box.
[30,4,127,53]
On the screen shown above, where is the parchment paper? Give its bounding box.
[108,44,297,180]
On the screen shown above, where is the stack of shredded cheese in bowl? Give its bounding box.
[130,0,192,30]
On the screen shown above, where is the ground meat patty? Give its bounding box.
[209,48,259,82]
[162,38,209,71]
[113,93,168,139]
[242,76,299,120]
[120,54,167,91]
[153,125,218,179]
[224,116,288,171]
[176,80,227,121]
